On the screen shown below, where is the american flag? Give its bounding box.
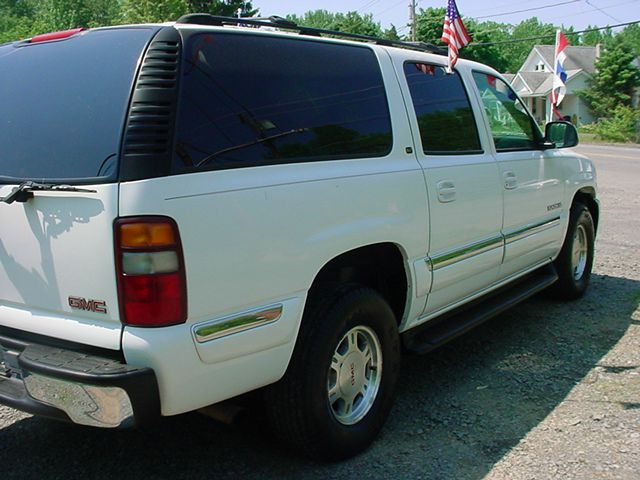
[441,0,471,71]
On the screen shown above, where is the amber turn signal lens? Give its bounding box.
[120,223,176,248]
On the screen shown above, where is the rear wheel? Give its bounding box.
[550,202,595,299]
[265,284,400,461]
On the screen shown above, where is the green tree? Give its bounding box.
[579,39,640,118]
[618,23,640,56]
[286,10,336,30]
[502,17,556,72]
[187,1,256,17]
[415,7,446,45]
[121,0,188,23]
[334,12,381,37]
[1,0,121,42]
[35,0,121,30]
[382,25,400,41]
[580,24,613,46]
[287,10,382,37]
[462,20,511,72]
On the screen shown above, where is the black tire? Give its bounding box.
[265,284,400,461]
[550,202,595,300]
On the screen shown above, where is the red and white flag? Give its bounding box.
[441,0,472,72]
[551,30,569,107]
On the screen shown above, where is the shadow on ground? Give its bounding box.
[1,274,638,480]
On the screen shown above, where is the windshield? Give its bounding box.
[0,27,156,184]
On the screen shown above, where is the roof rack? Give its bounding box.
[175,14,446,56]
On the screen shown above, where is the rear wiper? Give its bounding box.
[0,181,97,204]
[195,128,309,168]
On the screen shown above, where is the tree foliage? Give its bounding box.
[578,39,640,118]
[414,7,446,45]
[618,23,640,57]
[286,10,382,37]
[187,1,256,17]
[501,18,556,72]
[580,24,613,46]
[120,0,188,23]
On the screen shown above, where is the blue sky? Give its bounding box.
[253,0,639,36]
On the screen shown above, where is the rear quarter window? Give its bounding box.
[172,33,393,172]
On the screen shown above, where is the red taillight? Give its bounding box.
[30,28,85,44]
[115,217,187,327]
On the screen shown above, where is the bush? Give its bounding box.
[590,106,640,143]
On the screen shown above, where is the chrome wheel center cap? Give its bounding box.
[338,352,366,398]
[327,325,383,425]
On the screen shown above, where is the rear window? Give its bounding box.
[172,33,393,172]
[0,28,155,184]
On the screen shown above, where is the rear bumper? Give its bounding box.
[0,329,159,428]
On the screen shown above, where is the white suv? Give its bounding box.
[0,15,598,460]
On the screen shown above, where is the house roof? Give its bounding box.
[519,72,549,92]
[502,73,515,83]
[516,69,583,96]
[532,45,598,74]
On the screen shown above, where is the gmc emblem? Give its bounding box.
[68,296,107,314]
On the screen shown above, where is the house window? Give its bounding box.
[535,62,545,72]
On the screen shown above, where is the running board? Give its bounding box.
[402,265,558,355]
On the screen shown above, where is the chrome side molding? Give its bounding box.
[429,235,504,271]
[193,304,283,343]
[504,217,560,244]
[427,217,561,271]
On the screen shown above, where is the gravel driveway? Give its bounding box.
[1,144,638,479]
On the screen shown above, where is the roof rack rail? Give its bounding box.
[175,14,446,56]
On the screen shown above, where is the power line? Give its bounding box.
[546,0,638,22]
[357,0,383,11]
[584,0,623,23]
[373,0,408,18]
[474,0,581,20]
[466,0,549,15]
[469,19,640,45]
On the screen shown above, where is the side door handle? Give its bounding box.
[503,171,517,190]
[436,180,456,203]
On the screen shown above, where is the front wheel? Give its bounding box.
[550,202,595,299]
[265,284,400,461]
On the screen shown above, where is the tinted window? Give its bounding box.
[472,72,541,151]
[173,33,392,172]
[0,28,155,183]
[403,63,481,154]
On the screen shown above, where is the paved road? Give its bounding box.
[1,144,639,479]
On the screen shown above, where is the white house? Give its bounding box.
[509,45,599,125]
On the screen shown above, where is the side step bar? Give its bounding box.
[402,265,558,355]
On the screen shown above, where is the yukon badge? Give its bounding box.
[68,296,107,314]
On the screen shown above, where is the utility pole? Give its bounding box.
[409,0,417,41]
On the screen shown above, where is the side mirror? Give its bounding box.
[545,121,578,149]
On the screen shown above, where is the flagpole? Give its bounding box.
[548,30,559,123]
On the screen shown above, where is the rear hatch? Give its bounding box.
[0,27,158,350]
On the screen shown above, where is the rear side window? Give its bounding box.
[403,63,482,155]
[172,33,392,172]
[0,28,154,183]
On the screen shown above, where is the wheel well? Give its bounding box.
[573,189,599,233]
[310,243,408,325]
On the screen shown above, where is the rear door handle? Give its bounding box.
[503,171,517,190]
[436,180,456,203]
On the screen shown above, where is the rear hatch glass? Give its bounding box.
[0,27,156,184]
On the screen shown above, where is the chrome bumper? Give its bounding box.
[0,328,159,428]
